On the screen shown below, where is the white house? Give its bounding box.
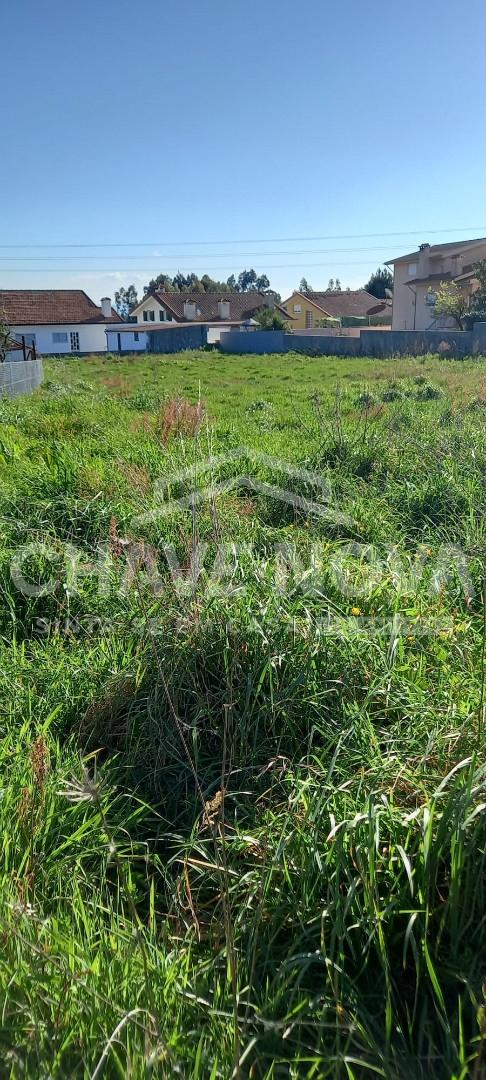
[128,290,291,345]
[0,290,124,355]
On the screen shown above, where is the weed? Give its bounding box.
[0,350,485,1076]
[158,395,205,444]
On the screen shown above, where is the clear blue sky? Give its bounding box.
[2,0,486,302]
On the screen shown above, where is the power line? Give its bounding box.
[0,225,485,250]
[0,260,399,273]
[0,244,409,263]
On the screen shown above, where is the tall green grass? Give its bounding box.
[0,351,485,1077]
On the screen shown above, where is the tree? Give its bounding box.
[468,259,486,321]
[254,307,289,331]
[114,285,139,318]
[236,269,258,293]
[326,278,342,292]
[432,281,469,329]
[144,273,175,295]
[201,274,231,294]
[299,277,311,292]
[141,268,274,296]
[364,267,394,299]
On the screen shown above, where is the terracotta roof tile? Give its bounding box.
[300,290,391,319]
[133,290,291,322]
[0,290,123,326]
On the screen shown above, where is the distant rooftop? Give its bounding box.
[0,290,123,326]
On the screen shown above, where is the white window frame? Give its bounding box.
[159,309,165,322]
[70,331,80,352]
[52,332,68,343]
[408,263,418,277]
[143,311,148,322]
[293,303,302,313]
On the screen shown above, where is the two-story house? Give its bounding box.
[386,237,486,330]
[130,290,291,340]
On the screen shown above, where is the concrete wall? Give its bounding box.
[296,326,362,338]
[472,322,486,353]
[10,323,120,355]
[290,333,362,356]
[355,328,471,357]
[0,359,43,396]
[221,326,486,358]
[220,330,285,353]
[147,325,208,352]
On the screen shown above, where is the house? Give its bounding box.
[0,290,124,355]
[129,290,292,344]
[386,237,486,330]
[106,322,208,354]
[282,289,391,329]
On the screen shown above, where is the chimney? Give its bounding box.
[264,292,276,309]
[217,299,231,320]
[100,297,112,318]
[183,300,197,320]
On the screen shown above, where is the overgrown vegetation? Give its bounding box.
[1,350,486,1077]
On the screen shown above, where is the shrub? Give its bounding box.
[415,382,443,401]
[158,396,205,444]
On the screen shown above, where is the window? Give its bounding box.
[305,310,313,328]
[134,332,139,342]
[143,311,148,322]
[15,333,36,346]
[149,310,155,321]
[159,310,165,322]
[70,331,80,352]
[293,303,302,313]
[166,311,173,321]
[408,263,417,277]
[52,332,68,343]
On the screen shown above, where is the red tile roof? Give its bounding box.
[300,290,391,319]
[0,290,123,326]
[133,290,291,322]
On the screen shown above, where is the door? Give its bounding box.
[70,331,80,352]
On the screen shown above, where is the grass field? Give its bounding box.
[1,349,486,1078]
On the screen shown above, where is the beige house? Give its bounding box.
[386,237,486,330]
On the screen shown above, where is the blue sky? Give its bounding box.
[2,0,486,303]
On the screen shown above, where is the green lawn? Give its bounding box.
[1,350,486,1077]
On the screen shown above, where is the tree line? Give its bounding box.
[115,269,272,317]
[114,266,394,317]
